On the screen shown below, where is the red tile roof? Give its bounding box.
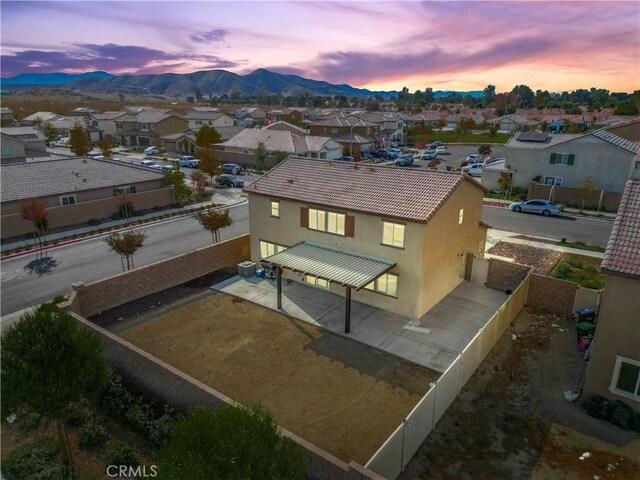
[243,156,484,223]
[601,180,640,278]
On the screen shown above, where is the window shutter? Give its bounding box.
[549,153,557,164]
[300,207,309,228]
[345,215,355,237]
[568,154,575,165]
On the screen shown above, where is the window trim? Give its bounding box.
[610,355,640,401]
[381,220,406,249]
[270,200,280,218]
[59,194,77,206]
[544,176,563,186]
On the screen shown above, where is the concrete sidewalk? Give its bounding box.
[487,229,604,258]
[214,277,507,373]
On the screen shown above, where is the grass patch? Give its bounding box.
[413,131,511,144]
[557,239,605,253]
[550,254,606,289]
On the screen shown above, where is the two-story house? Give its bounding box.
[233,107,267,127]
[243,157,488,322]
[583,180,640,406]
[89,111,130,138]
[353,112,406,144]
[117,109,188,147]
[267,108,307,124]
[309,117,380,158]
[184,109,234,131]
[1,127,48,164]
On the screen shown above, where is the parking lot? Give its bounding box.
[376,143,507,171]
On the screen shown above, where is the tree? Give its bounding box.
[1,306,109,479]
[21,198,49,257]
[104,230,147,271]
[271,150,288,167]
[497,172,513,198]
[115,192,134,224]
[424,87,435,103]
[511,85,535,108]
[164,165,192,203]
[478,144,492,155]
[614,102,639,115]
[456,117,475,134]
[42,122,58,141]
[158,405,306,480]
[436,118,446,131]
[195,124,222,149]
[198,146,221,181]
[190,171,212,199]
[97,138,114,159]
[482,85,496,106]
[69,123,91,157]
[197,209,233,243]
[575,175,598,212]
[255,142,267,173]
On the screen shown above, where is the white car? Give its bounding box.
[466,154,483,163]
[177,155,199,168]
[140,160,160,169]
[144,146,159,155]
[435,146,447,154]
[87,151,104,160]
[421,150,437,160]
[461,163,483,177]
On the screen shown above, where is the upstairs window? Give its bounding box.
[271,200,280,218]
[549,153,575,165]
[382,221,405,248]
[458,209,464,225]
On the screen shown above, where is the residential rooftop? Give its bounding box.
[244,156,484,223]
[600,180,640,278]
[1,157,164,203]
[218,129,334,153]
[506,128,640,154]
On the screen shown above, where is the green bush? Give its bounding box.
[78,423,108,450]
[105,443,140,469]
[63,405,86,428]
[1,437,63,480]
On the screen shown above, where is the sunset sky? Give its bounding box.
[1,1,639,93]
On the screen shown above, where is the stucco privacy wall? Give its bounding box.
[528,182,622,212]
[527,273,578,318]
[1,188,174,239]
[68,235,250,318]
[486,258,531,292]
[62,311,382,480]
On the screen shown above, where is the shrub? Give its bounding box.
[1,437,63,480]
[63,404,87,428]
[87,219,101,226]
[105,443,140,469]
[78,423,108,450]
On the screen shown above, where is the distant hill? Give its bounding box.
[1,71,113,86]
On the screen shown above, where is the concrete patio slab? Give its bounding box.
[214,277,508,373]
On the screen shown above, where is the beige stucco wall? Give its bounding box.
[187,115,234,131]
[418,180,487,316]
[506,136,636,191]
[583,274,640,404]
[248,193,428,318]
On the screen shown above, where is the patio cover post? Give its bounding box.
[276,266,282,309]
[345,287,351,333]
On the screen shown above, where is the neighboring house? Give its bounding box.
[583,180,640,405]
[215,129,343,166]
[21,111,63,124]
[503,130,640,192]
[0,127,48,163]
[89,111,129,137]
[49,118,102,142]
[0,157,173,239]
[116,109,188,147]
[309,117,380,158]
[243,157,488,320]
[604,118,640,142]
[353,112,405,143]
[233,107,267,127]
[71,107,101,115]
[1,107,14,123]
[162,126,246,155]
[490,114,540,132]
[267,108,306,124]
[263,121,309,135]
[184,109,234,131]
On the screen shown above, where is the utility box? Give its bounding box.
[238,261,256,278]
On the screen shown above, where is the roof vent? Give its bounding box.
[287,179,293,183]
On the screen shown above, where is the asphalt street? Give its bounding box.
[0,204,612,317]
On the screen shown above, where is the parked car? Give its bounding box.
[387,148,402,159]
[216,174,244,187]
[140,160,160,168]
[144,146,160,155]
[87,151,104,160]
[509,199,560,216]
[466,154,483,163]
[461,163,483,177]
[220,163,242,174]
[485,157,505,166]
[421,150,437,160]
[394,154,414,167]
[158,165,174,173]
[177,155,199,168]
[435,146,447,155]
[430,141,443,148]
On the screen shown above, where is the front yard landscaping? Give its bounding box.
[550,254,606,290]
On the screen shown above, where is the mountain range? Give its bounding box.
[0,68,483,99]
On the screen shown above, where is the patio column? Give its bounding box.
[276,266,282,309]
[345,287,351,333]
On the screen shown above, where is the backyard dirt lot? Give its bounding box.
[117,291,440,465]
[400,308,640,480]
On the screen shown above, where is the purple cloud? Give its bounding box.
[190,29,228,44]
[1,43,237,76]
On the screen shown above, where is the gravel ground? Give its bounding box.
[488,241,563,274]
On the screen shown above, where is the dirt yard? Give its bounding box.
[400,308,640,480]
[117,291,439,465]
[488,242,563,274]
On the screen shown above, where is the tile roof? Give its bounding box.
[1,157,164,203]
[1,126,46,141]
[600,180,640,278]
[311,117,378,127]
[92,111,129,120]
[135,109,181,123]
[218,129,332,153]
[590,129,640,154]
[244,156,483,223]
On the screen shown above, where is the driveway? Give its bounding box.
[214,277,508,372]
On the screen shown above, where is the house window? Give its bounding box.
[319,152,327,159]
[309,208,345,235]
[243,149,249,154]
[2,145,16,155]
[113,186,136,195]
[610,356,640,400]
[331,127,338,134]
[60,195,76,206]
[549,153,575,165]
[208,121,213,125]
[382,221,405,248]
[323,127,328,134]
[271,200,280,218]
[544,176,563,186]
[305,274,329,289]
[259,240,286,258]
[367,128,371,134]
[458,208,464,225]
[195,120,202,125]
[364,273,398,297]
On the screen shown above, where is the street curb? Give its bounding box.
[1,200,247,261]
